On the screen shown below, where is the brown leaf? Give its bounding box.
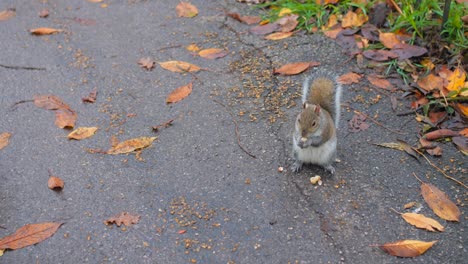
[391,43,427,60]
[39,9,49,18]
[198,48,228,59]
[0,222,63,250]
[0,132,12,150]
[227,13,261,25]
[379,32,401,49]
[423,129,459,140]
[452,136,468,155]
[264,31,293,40]
[348,113,369,132]
[107,137,157,155]
[48,176,64,190]
[403,202,416,209]
[417,74,444,92]
[373,140,419,160]
[67,127,98,140]
[166,83,192,104]
[249,23,279,35]
[323,24,344,39]
[401,213,444,232]
[55,109,77,128]
[158,61,201,73]
[427,146,442,156]
[176,2,198,18]
[421,182,461,221]
[337,72,362,84]
[82,89,97,103]
[34,95,77,128]
[30,27,63,35]
[104,212,140,227]
[362,50,398,61]
[277,14,299,32]
[138,57,155,70]
[273,62,320,75]
[0,8,15,21]
[152,119,174,132]
[341,10,368,28]
[367,75,395,90]
[379,240,437,257]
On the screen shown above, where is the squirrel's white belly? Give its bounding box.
[294,138,336,166]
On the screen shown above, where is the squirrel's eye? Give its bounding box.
[312,121,316,126]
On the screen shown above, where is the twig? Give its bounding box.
[157,44,182,51]
[0,64,46,71]
[388,0,403,15]
[413,150,467,189]
[212,99,256,159]
[346,104,406,135]
[389,207,402,215]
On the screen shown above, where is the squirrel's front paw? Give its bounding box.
[324,165,335,174]
[291,161,303,172]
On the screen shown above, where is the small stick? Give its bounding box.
[157,44,182,51]
[212,99,256,159]
[389,207,402,215]
[413,151,467,189]
[346,104,406,135]
[0,64,46,70]
[388,0,403,15]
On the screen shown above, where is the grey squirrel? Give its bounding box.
[292,75,342,174]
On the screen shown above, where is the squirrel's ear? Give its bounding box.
[314,105,321,113]
[302,102,307,109]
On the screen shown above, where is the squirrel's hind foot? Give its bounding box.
[291,160,303,172]
[324,165,335,174]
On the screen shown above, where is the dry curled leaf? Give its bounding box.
[34,95,77,128]
[152,119,174,132]
[341,10,368,28]
[48,176,64,190]
[30,27,63,35]
[107,137,157,155]
[158,61,201,73]
[249,23,279,35]
[198,48,228,59]
[423,129,459,140]
[403,202,416,209]
[0,222,63,251]
[104,212,140,227]
[0,8,15,21]
[452,136,468,155]
[227,13,261,25]
[367,75,395,90]
[378,240,437,257]
[421,182,460,222]
[82,89,97,103]
[67,127,98,140]
[379,32,401,49]
[417,74,444,92]
[273,62,320,75]
[166,83,192,104]
[401,213,444,232]
[0,132,12,150]
[264,31,293,40]
[176,2,198,18]
[337,72,362,84]
[138,57,155,70]
[348,113,369,132]
[362,50,398,61]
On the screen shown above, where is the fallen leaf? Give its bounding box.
[379,32,401,49]
[158,61,201,73]
[186,43,200,52]
[374,140,419,160]
[403,202,416,209]
[460,128,468,137]
[421,58,435,70]
[452,136,468,155]
[166,83,192,104]
[360,23,379,41]
[0,132,12,150]
[426,146,442,156]
[227,13,261,25]
[67,127,98,140]
[110,135,119,148]
[249,23,279,35]
[421,182,461,222]
[0,8,15,21]
[107,137,156,155]
[337,72,362,84]
[178,230,187,234]
[88,0,103,2]
[341,10,368,28]
[82,89,97,103]
[423,129,459,140]
[391,43,428,60]
[39,9,49,18]
[378,240,437,257]
[48,176,64,190]
[273,62,320,75]
[104,212,140,227]
[362,50,398,61]
[417,74,444,92]
[0,222,63,251]
[34,95,77,128]
[198,48,228,59]
[264,31,293,40]
[152,119,175,132]
[138,57,155,70]
[277,14,299,32]
[446,67,466,92]
[348,113,369,132]
[176,2,198,18]
[323,24,344,39]
[323,14,338,30]
[55,109,77,128]
[367,75,394,90]
[30,27,63,35]
[401,213,444,232]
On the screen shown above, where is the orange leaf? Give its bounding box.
[421,182,460,221]
[55,109,77,128]
[379,32,401,49]
[0,8,15,21]
[33,95,77,128]
[48,176,64,190]
[67,127,98,140]
[323,14,338,30]
[264,31,293,40]
[198,48,228,59]
[0,222,63,250]
[104,212,140,227]
[337,72,362,84]
[158,61,201,73]
[417,74,444,92]
[367,75,394,90]
[166,83,192,104]
[423,129,459,140]
[273,62,320,75]
[379,240,437,257]
[107,137,157,155]
[341,10,368,28]
[401,213,444,232]
[323,25,343,39]
[186,43,200,52]
[446,67,466,92]
[0,132,12,150]
[227,13,261,25]
[460,128,468,137]
[176,2,198,18]
[30,27,63,35]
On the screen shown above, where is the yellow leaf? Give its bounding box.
[166,83,192,104]
[446,67,466,92]
[67,127,98,140]
[186,43,200,52]
[30,27,63,35]
[379,32,401,49]
[278,8,292,17]
[421,182,461,221]
[107,137,157,155]
[158,61,201,73]
[341,10,368,28]
[421,58,435,70]
[264,31,293,40]
[401,213,444,232]
[379,240,437,257]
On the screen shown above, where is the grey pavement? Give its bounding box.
[0,0,466,263]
